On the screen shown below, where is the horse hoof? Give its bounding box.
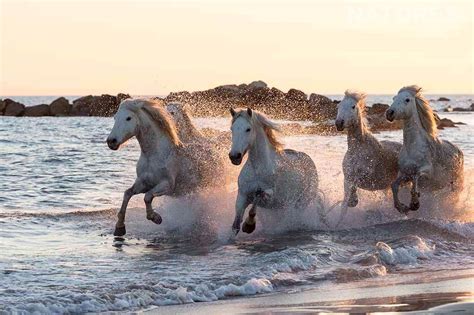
[114,225,126,236]
[242,222,256,234]
[347,199,358,207]
[410,201,420,211]
[149,213,162,225]
[396,204,410,215]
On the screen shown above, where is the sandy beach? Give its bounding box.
[144,269,473,314]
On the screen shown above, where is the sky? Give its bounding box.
[0,0,473,96]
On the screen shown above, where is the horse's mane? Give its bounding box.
[123,99,182,146]
[232,109,284,152]
[399,85,438,138]
[344,90,369,134]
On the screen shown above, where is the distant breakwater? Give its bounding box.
[1,81,469,133]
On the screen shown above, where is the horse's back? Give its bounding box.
[434,139,464,189]
[273,148,319,207]
[174,141,227,194]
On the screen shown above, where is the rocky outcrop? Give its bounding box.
[0,99,6,115]
[24,104,51,117]
[71,93,131,116]
[164,81,335,121]
[50,97,71,116]
[437,97,450,101]
[444,104,474,112]
[3,99,25,116]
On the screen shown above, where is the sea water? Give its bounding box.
[0,95,472,313]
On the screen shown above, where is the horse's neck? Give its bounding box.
[347,112,370,149]
[136,112,174,158]
[402,112,432,154]
[248,126,277,175]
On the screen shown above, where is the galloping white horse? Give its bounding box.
[166,102,231,151]
[107,99,225,236]
[386,85,464,214]
[335,91,401,224]
[229,108,319,234]
[166,102,205,143]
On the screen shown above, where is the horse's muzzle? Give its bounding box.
[229,152,243,165]
[335,119,344,131]
[386,109,395,122]
[107,138,119,150]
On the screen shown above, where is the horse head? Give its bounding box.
[107,99,142,150]
[335,90,367,131]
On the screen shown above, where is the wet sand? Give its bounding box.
[144,270,473,314]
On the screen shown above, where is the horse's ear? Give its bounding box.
[230,108,236,117]
[247,108,252,117]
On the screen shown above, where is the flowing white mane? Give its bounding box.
[122,99,182,146]
[398,85,438,138]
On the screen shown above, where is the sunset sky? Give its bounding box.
[0,0,472,96]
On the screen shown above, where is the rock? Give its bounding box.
[0,99,5,115]
[308,94,337,121]
[368,114,402,131]
[3,99,25,116]
[50,97,71,116]
[117,93,131,103]
[437,97,450,101]
[367,103,389,115]
[24,104,51,117]
[449,104,474,112]
[72,94,120,116]
[165,91,192,103]
[247,80,267,90]
[444,106,453,112]
[437,118,456,129]
[286,88,307,101]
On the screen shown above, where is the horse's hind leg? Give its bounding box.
[242,204,257,234]
[144,180,172,225]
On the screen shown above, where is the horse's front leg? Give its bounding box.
[232,192,251,235]
[242,203,257,234]
[144,180,173,225]
[391,174,410,215]
[409,175,421,211]
[115,181,147,236]
[345,180,358,208]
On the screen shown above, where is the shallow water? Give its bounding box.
[0,96,473,313]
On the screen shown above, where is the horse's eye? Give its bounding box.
[126,117,131,121]
[405,98,410,103]
[352,105,355,109]
[246,128,251,132]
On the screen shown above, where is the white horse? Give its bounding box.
[106,99,226,236]
[386,85,464,214]
[335,90,402,224]
[229,108,319,234]
[166,102,205,143]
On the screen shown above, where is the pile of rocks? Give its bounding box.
[162,80,336,121]
[0,93,131,117]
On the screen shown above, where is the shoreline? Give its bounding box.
[141,269,474,314]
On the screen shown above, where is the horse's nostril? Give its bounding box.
[110,138,117,144]
[229,152,242,161]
